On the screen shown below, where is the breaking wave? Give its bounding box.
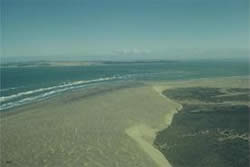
[0,76,124,111]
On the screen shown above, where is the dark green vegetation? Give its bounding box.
[155,87,250,167]
[228,88,250,94]
[163,87,250,102]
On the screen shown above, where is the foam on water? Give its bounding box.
[0,76,124,111]
[1,60,249,111]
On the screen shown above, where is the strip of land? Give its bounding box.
[0,76,249,167]
[0,82,180,167]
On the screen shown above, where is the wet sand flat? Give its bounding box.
[0,85,180,167]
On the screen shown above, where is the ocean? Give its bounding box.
[0,60,249,111]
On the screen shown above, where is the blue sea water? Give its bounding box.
[0,60,249,111]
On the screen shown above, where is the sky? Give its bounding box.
[1,0,249,61]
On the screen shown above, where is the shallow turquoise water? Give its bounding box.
[0,60,249,110]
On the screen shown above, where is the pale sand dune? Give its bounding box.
[125,125,171,167]
[0,85,180,167]
[124,86,181,167]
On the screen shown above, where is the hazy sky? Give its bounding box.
[1,0,249,61]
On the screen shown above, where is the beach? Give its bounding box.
[0,76,249,167]
[0,81,181,167]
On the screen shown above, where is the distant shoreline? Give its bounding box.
[0,60,181,68]
[0,61,104,68]
[1,58,248,68]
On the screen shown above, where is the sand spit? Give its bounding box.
[1,77,247,167]
[0,84,180,167]
[125,125,172,167]
[124,86,182,167]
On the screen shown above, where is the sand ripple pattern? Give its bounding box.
[0,85,180,167]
